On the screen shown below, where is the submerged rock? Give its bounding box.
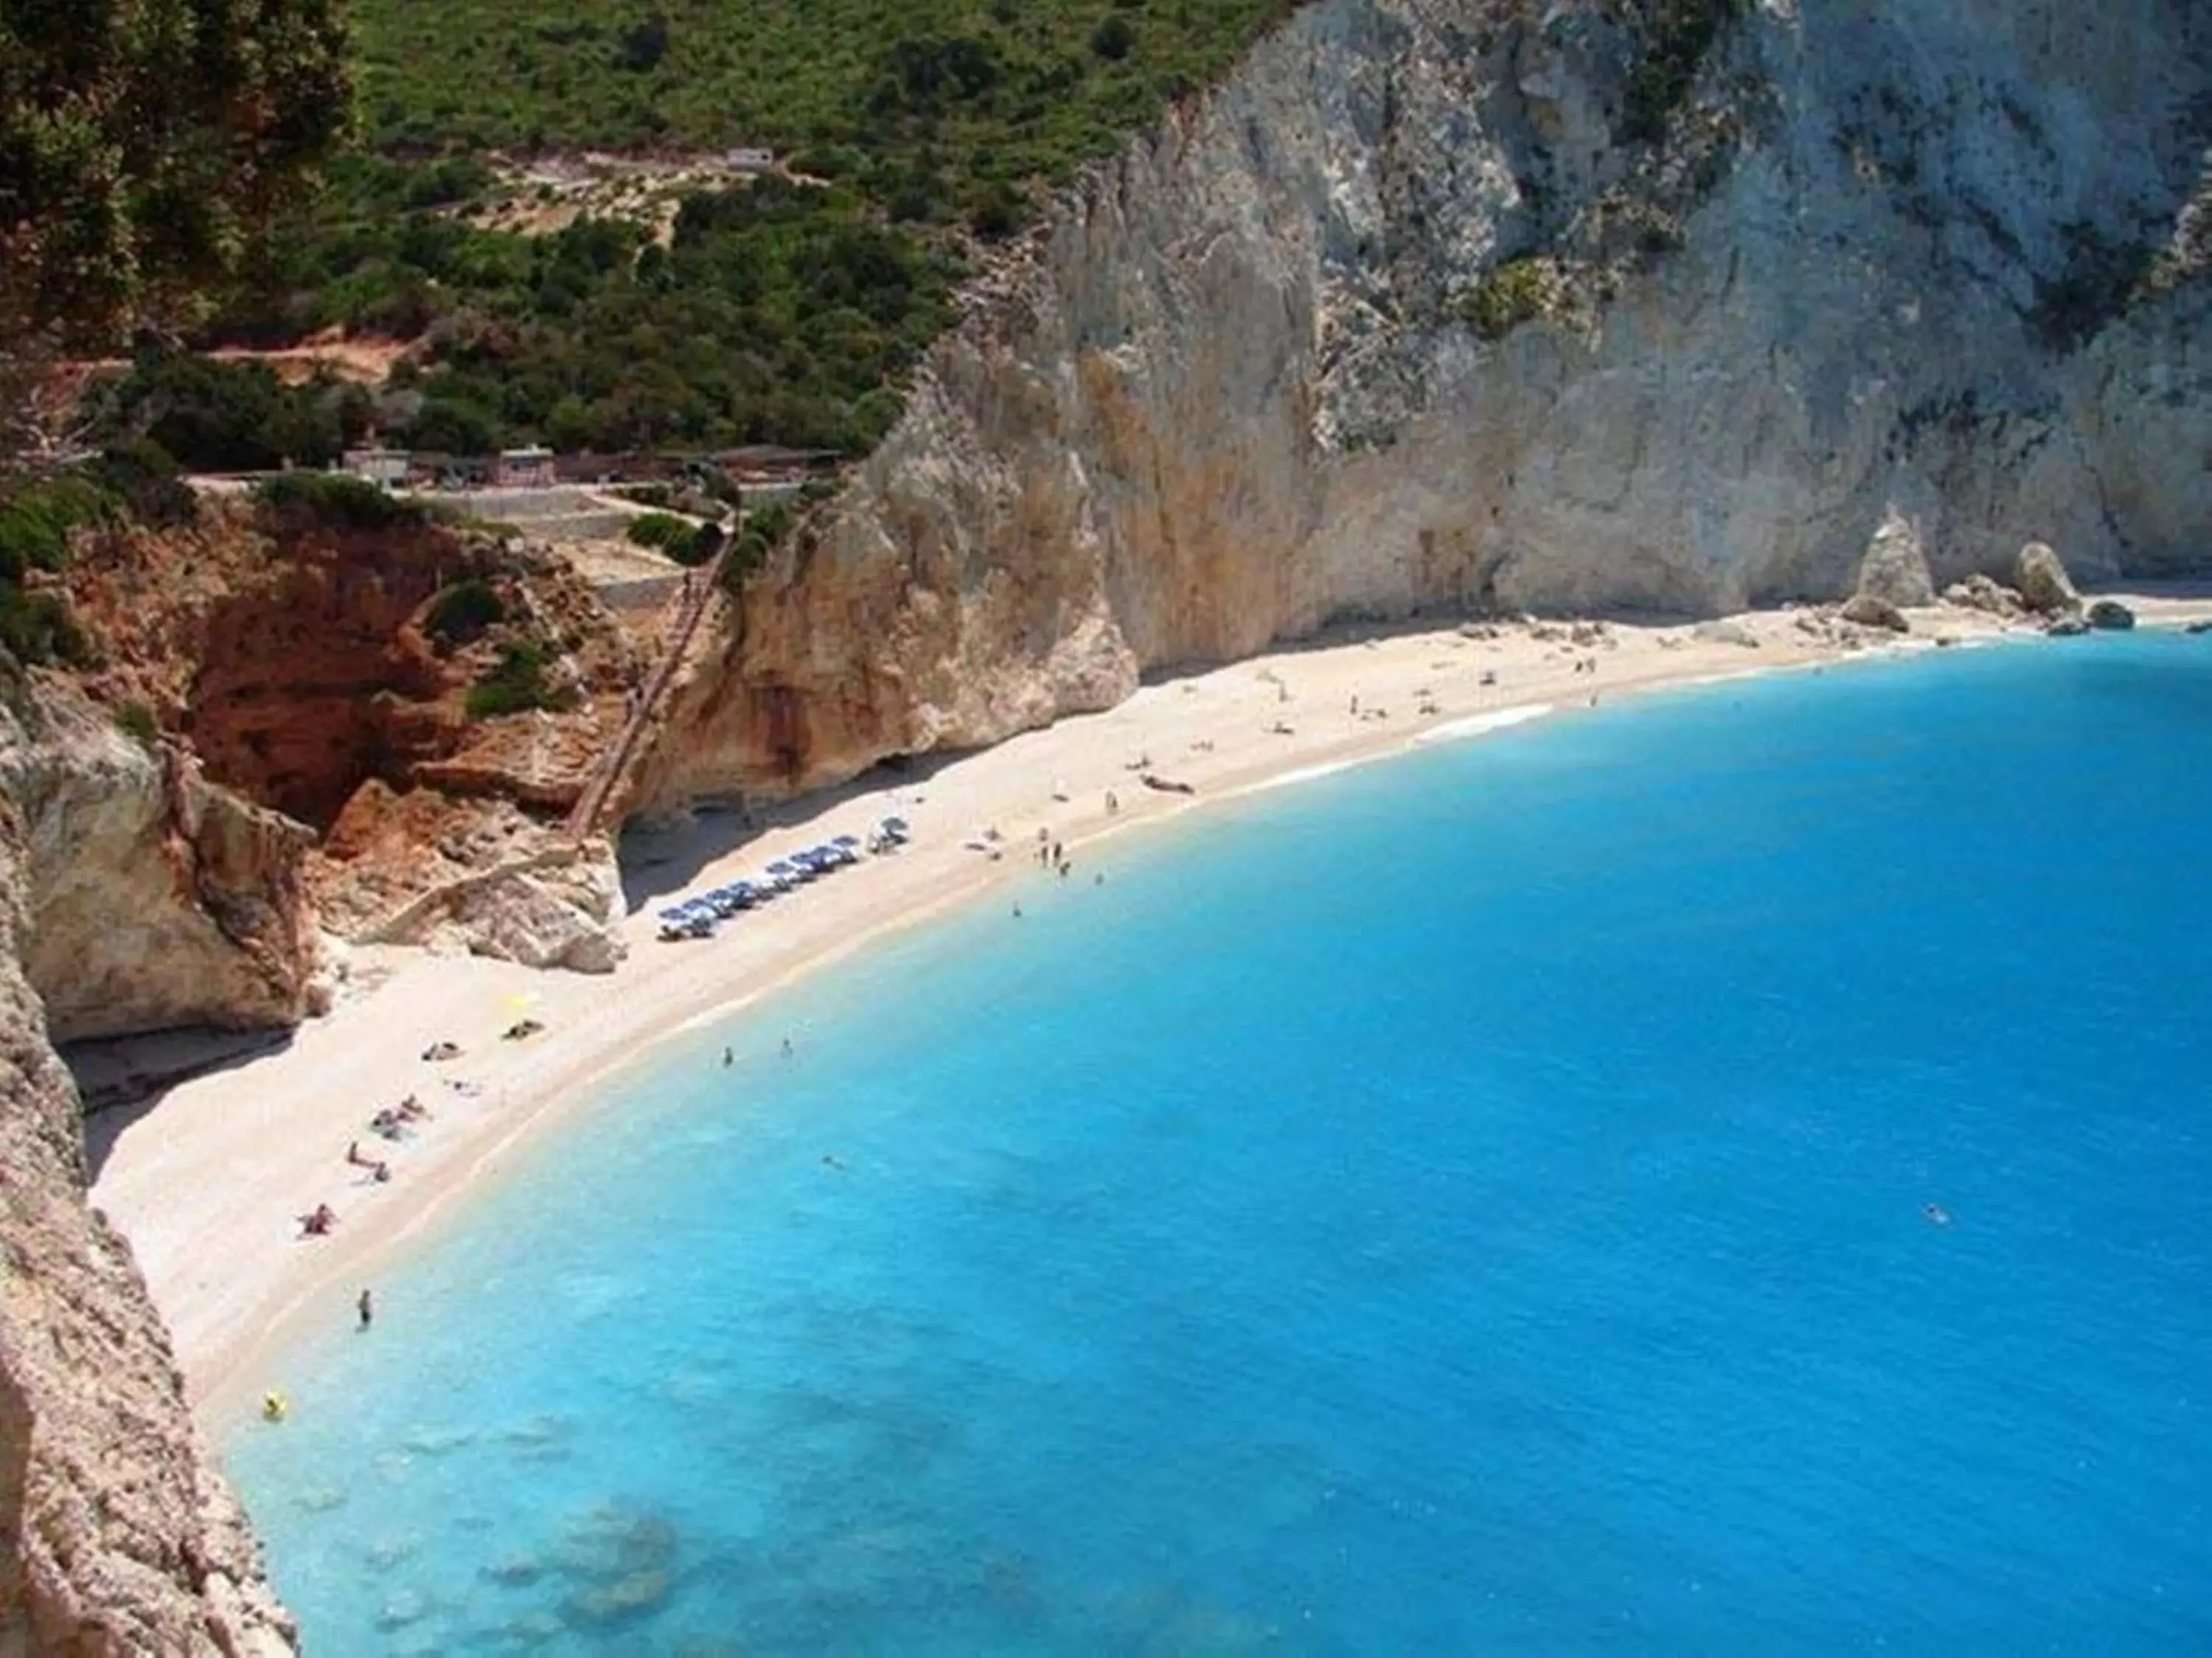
[2046,614,2091,637]
[563,1569,672,1626]
[2086,599,2137,631]
[2016,542,2082,617]
[1854,508,1935,608]
[1840,593,1910,632]
[2187,619,2212,635]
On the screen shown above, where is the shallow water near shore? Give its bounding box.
[226,634,2212,1654]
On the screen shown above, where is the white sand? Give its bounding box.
[86,596,2212,1418]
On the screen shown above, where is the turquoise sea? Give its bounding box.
[226,634,2212,1654]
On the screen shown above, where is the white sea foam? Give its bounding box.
[1411,702,1557,746]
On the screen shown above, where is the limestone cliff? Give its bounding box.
[0,684,296,1654]
[0,680,319,1041]
[637,0,2212,808]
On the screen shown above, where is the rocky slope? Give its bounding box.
[65,500,641,970]
[636,0,2212,809]
[1,681,319,1042]
[1,676,297,1654]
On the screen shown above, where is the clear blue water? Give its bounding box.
[226,635,2212,1654]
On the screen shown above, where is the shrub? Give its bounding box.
[0,589,89,667]
[424,577,506,645]
[465,640,574,718]
[667,521,725,567]
[625,511,694,550]
[0,475,116,579]
[1091,15,1137,60]
[257,471,431,531]
[1620,0,1749,145]
[94,352,344,472]
[1458,257,1555,341]
[114,700,160,746]
[719,530,770,594]
[92,438,197,527]
[744,501,795,547]
[612,15,670,72]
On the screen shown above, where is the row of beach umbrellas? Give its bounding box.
[656,821,908,939]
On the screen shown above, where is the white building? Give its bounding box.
[343,448,411,488]
[493,445,557,488]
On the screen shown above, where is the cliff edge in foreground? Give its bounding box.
[636,0,2211,810]
[1,684,297,1653]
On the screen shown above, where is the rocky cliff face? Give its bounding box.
[0,689,296,1654]
[63,504,640,971]
[1,681,319,1041]
[637,0,2212,808]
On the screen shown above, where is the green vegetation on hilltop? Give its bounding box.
[346,0,1292,171]
[0,0,347,350]
[167,0,1300,464]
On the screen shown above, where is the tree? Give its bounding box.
[0,0,349,470]
[0,0,351,348]
[1090,16,1138,60]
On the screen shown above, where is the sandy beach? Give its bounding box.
[84,594,2212,1420]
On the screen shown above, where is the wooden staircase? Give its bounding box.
[565,553,725,839]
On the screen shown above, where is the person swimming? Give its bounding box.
[1922,1202,1952,1227]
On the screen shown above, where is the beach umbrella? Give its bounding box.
[883,816,909,832]
[831,833,860,848]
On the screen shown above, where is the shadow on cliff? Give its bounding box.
[70,1028,296,1182]
[616,751,972,912]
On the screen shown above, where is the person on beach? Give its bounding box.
[358,1288,374,1331]
[347,1140,371,1167]
[299,1204,336,1238]
[1105,790,1119,815]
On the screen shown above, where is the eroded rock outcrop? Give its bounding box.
[2016,540,2082,616]
[0,679,317,1041]
[1840,592,1909,633]
[63,504,641,970]
[1944,573,2028,618]
[636,0,2212,811]
[1854,510,1936,610]
[0,689,296,1655]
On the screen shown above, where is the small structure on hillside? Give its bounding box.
[494,445,557,488]
[344,448,411,488]
[723,148,775,172]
